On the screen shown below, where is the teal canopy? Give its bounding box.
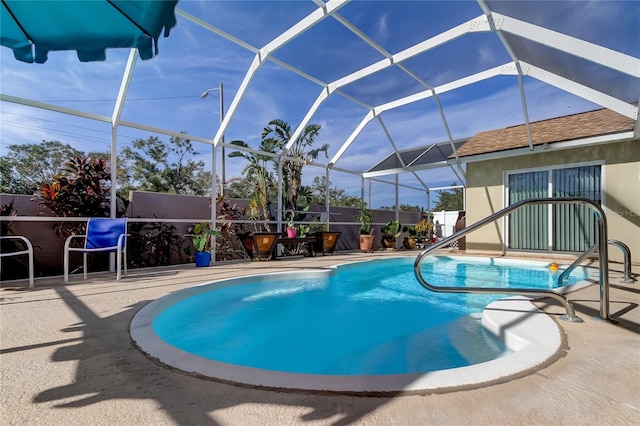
[1,0,178,63]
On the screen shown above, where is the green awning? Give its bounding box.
[1,0,178,63]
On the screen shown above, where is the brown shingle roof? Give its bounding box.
[455,108,635,158]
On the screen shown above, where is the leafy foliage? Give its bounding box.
[120,135,212,195]
[261,119,329,222]
[213,195,248,261]
[307,176,360,207]
[224,176,254,199]
[127,217,184,268]
[355,200,374,235]
[190,222,221,252]
[381,220,402,238]
[228,140,275,231]
[434,185,464,211]
[0,199,16,236]
[34,156,126,238]
[379,204,423,212]
[1,141,82,194]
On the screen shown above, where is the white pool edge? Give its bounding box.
[130,258,593,393]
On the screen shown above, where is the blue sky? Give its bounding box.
[1,0,638,209]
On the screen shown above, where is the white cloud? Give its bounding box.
[376,13,389,42]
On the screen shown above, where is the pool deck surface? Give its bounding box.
[1,251,639,425]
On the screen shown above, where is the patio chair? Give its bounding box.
[0,235,35,288]
[64,218,127,283]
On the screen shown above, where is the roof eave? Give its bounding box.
[452,131,637,164]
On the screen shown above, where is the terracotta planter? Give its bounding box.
[312,231,341,255]
[239,232,280,261]
[359,234,374,252]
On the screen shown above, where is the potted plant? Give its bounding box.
[309,219,341,255]
[402,225,417,249]
[191,222,221,267]
[286,219,297,238]
[355,201,374,252]
[415,218,434,247]
[380,220,401,249]
[237,199,280,261]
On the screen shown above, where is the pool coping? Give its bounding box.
[130,257,595,394]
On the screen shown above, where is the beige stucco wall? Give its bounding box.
[465,139,640,263]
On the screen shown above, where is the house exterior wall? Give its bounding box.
[465,139,639,263]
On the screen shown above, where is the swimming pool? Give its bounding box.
[131,256,593,393]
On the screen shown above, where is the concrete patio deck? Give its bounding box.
[1,251,639,425]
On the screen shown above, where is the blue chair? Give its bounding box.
[64,218,127,283]
[0,235,35,288]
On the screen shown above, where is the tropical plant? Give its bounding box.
[261,119,329,223]
[190,222,221,252]
[34,156,126,238]
[124,216,185,268]
[402,224,417,238]
[214,194,248,261]
[355,200,374,235]
[228,140,275,232]
[415,218,434,236]
[381,220,402,238]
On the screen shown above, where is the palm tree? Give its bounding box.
[261,119,329,223]
[227,140,275,231]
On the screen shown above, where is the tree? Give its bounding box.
[120,135,212,195]
[0,141,82,194]
[379,204,423,212]
[434,185,464,211]
[224,176,254,199]
[308,176,360,207]
[261,119,329,222]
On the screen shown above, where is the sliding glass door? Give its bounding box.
[508,171,548,250]
[507,164,602,252]
[552,165,602,252]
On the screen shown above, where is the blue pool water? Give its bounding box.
[152,256,588,376]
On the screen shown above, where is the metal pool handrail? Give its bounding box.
[414,197,611,322]
[558,243,598,287]
[558,239,636,286]
[608,240,637,283]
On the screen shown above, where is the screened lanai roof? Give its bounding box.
[365,140,467,178]
[1,0,638,208]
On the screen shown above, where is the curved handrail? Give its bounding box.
[414,197,611,322]
[558,240,636,286]
[558,243,598,286]
[608,240,636,283]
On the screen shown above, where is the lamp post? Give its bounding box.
[200,82,225,196]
